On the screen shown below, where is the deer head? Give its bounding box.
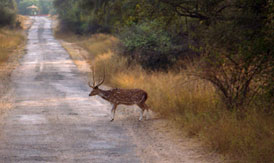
[88,67,105,96]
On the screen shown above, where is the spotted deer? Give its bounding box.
[88,69,149,121]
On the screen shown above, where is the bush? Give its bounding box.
[54,0,110,34]
[119,21,181,70]
[0,29,24,63]
[0,7,16,27]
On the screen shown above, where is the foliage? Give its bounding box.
[119,21,180,70]
[198,49,272,111]
[17,0,53,15]
[196,0,274,110]
[39,0,52,14]
[0,0,17,27]
[53,0,110,34]
[17,0,38,15]
[53,0,273,110]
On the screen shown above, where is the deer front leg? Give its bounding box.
[110,104,117,122]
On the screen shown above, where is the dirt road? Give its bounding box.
[0,17,139,162]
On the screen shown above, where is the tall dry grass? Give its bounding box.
[0,16,28,103]
[58,32,274,163]
[108,61,274,163]
[79,34,119,58]
[0,29,24,63]
[0,15,28,64]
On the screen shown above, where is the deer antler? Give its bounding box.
[89,66,105,88]
[96,67,105,87]
[88,82,94,88]
[88,66,96,88]
[92,66,96,87]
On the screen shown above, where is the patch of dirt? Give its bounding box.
[119,114,224,163]
[60,40,225,163]
[61,41,91,75]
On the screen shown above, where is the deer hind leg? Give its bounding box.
[137,103,148,121]
[110,104,117,122]
[138,102,150,120]
[143,103,150,120]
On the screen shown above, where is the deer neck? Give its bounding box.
[97,89,112,100]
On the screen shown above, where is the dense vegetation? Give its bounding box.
[16,0,53,15]
[0,0,17,27]
[54,0,273,162]
[55,0,273,111]
[0,0,25,63]
[0,0,53,27]
[0,1,27,98]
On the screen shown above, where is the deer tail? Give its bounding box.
[142,92,150,111]
[143,92,148,102]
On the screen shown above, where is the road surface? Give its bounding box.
[0,17,140,162]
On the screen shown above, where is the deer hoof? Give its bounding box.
[145,114,149,120]
[110,119,114,122]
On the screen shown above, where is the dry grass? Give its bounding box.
[0,28,25,97]
[79,34,119,58]
[17,15,32,30]
[0,29,24,63]
[0,28,24,113]
[110,66,274,163]
[0,15,29,113]
[0,15,30,64]
[57,31,274,163]
[202,111,274,162]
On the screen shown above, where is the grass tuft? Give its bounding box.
[0,29,24,63]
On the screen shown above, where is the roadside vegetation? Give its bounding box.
[0,1,29,108]
[0,29,24,64]
[17,0,54,15]
[0,0,27,65]
[54,0,274,162]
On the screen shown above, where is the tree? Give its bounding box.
[17,0,39,15]
[53,0,111,34]
[39,0,53,15]
[17,0,53,15]
[196,0,273,110]
[0,0,17,27]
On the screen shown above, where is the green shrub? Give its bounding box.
[0,7,16,27]
[119,21,181,70]
[54,0,110,34]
